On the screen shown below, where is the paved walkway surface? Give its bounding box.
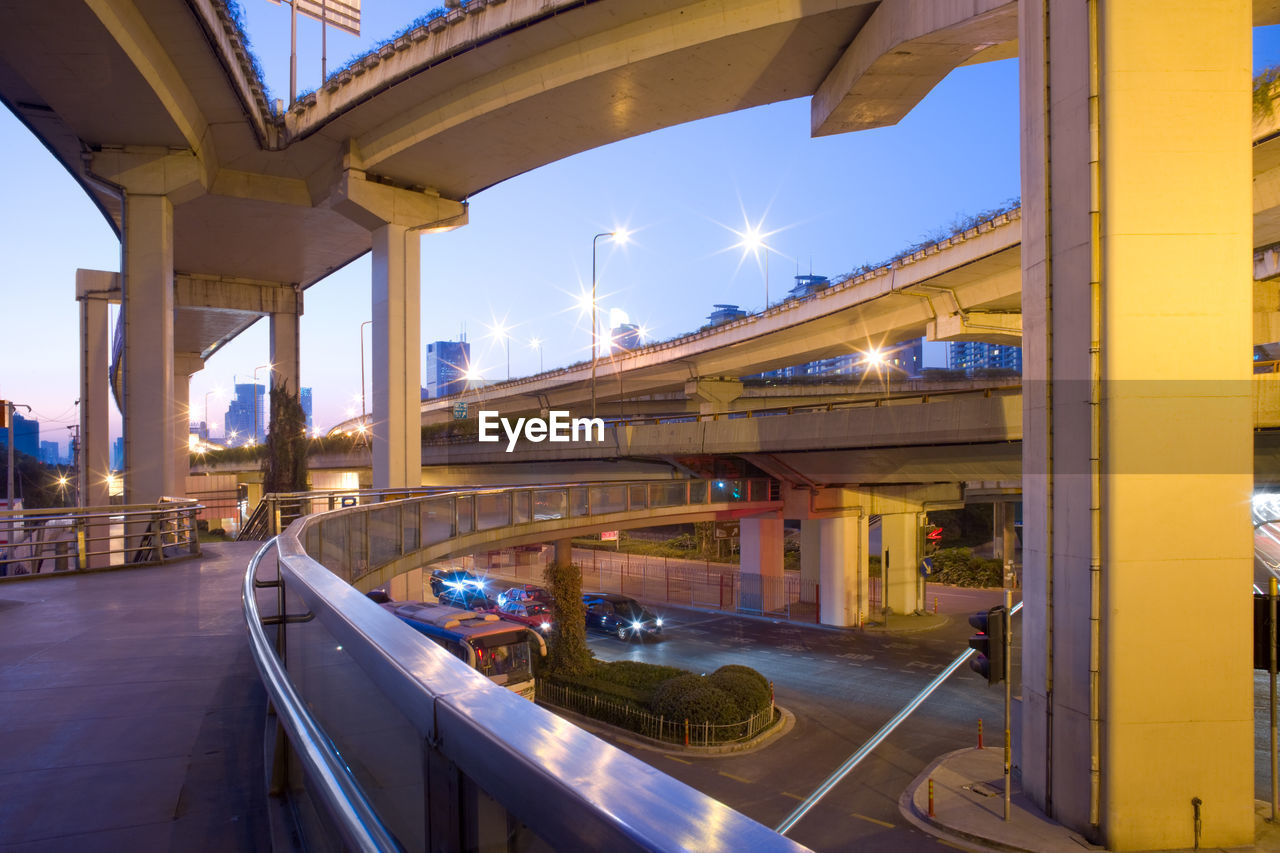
[900,747,1280,852]
[0,542,270,852]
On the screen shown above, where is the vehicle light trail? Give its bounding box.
[776,601,1024,836]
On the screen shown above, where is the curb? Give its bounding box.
[897,748,1036,853]
[861,614,952,634]
[538,702,796,757]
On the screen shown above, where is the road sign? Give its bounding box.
[600,530,618,541]
[919,556,934,577]
[452,401,468,420]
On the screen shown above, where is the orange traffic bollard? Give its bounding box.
[978,718,984,749]
[934,595,938,614]
[928,778,935,817]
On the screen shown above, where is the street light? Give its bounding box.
[204,388,224,441]
[736,222,773,310]
[529,337,543,374]
[591,228,629,417]
[359,320,372,421]
[488,320,512,380]
[252,363,272,443]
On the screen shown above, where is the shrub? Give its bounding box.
[931,547,1003,588]
[708,665,771,714]
[651,675,740,726]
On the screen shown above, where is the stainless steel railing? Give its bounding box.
[0,498,201,578]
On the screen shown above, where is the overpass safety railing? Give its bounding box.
[245,477,809,852]
[0,498,200,578]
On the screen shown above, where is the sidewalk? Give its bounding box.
[0,542,270,852]
[900,747,1280,852]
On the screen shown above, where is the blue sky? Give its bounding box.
[1,7,1276,445]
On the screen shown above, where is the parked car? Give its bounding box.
[429,568,486,597]
[582,593,663,641]
[437,585,495,612]
[497,599,554,633]
[497,584,552,608]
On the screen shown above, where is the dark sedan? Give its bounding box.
[429,567,485,597]
[582,593,663,641]
[436,585,495,612]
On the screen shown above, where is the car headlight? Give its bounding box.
[540,622,551,632]
[655,618,663,627]
[630,622,642,632]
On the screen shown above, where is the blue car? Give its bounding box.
[582,593,663,641]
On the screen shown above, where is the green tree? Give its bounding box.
[261,380,309,494]
[544,556,592,676]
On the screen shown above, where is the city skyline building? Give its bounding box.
[300,387,313,431]
[225,383,265,444]
[0,411,39,459]
[948,341,1022,372]
[425,339,471,398]
[39,440,60,465]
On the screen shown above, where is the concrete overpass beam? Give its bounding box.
[739,516,784,614]
[1020,2,1253,847]
[685,377,743,416]
[879,512,922,615]
[175,275,302,315]
[76,271,115,522]
[329,167,466,488]
[123,194,174,504]
[812,0,1017,136]
[926,311,1022,346]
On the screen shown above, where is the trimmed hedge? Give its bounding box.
[931,547,1003,588]
[707,665,771,714]
[651,675,740,726]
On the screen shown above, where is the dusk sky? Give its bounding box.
[3,6,1277,447]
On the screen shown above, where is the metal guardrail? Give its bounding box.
[244,478,810,852]
[0,498,201,578]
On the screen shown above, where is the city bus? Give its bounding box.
[382,600,546,700]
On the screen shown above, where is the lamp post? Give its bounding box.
[359,320,372,422]
[252,364,272,443]
[736,223,773,311]
[591,229,628,418]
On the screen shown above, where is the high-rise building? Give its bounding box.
[705,304,747,327]
[426,340,471,398]
[39,441,60,465]
[948,342,1022,372]
[0,412,39,459]
[785,274,830,299]
[111,436,124,472]
[610,324,642,351]
[225,383,265,444]
[300,387,313,431]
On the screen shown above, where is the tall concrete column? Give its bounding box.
[880,512,921,615]
[554,538,573,569]
[371,224,421,488]
[739,516,784,613]
[815,512,869,628]
[1019,2,1252,848]
[76,271,115,514]
[270,309,301,397]
[123,194,174,505]
[172,353,203,497]
[799,519,820,599]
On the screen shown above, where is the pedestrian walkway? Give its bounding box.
[0,542,270,852]
[900,746,1280,852]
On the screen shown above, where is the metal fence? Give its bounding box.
[0,498,201,578]
[537,680,777,746]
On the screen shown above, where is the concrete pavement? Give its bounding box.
[0,542,269,851]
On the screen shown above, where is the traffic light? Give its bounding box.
[968,606,1007,684]
[923,525,943,555]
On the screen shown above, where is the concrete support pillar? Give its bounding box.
[685,377,743,415]
[799,519,820,600]
[123,194,174,505]
[1019,2,1252,847]
[815,513,869,628]
[554,538,573,569]
[880,512,921,616]
[371,224,421,488]
[994,501,1018,587]
[76,271,114,514]
[739,516,784,613]
[172,354,203,497]
[270,309,301,397]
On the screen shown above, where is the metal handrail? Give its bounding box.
[242,539,402,852]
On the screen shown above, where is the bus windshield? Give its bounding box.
[471,634,532,683]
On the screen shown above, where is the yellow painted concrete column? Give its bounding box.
[76,271,114,515]
[815,512,869,627]
[371,223,422,489]
[123,193,174,505]
[880,512,921,615]
[1019,1,1253,848]
[172,353,203,497]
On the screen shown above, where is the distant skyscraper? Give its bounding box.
[0,412,39,459]
[706,304,747,327]
[300,387,313,431]
[785,274,830,299]
[225,383,265,443]
[426,340,471,398]
[111,436,124,472]
[948,342,1022,372]
[610,323,642,351]
[39,441,60,465]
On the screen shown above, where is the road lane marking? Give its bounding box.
[851,813,894,828]
[718,771,752,784]
[782,792,805,801]
[665,755,692,765]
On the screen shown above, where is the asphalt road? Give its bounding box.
[585,589,1014,852]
